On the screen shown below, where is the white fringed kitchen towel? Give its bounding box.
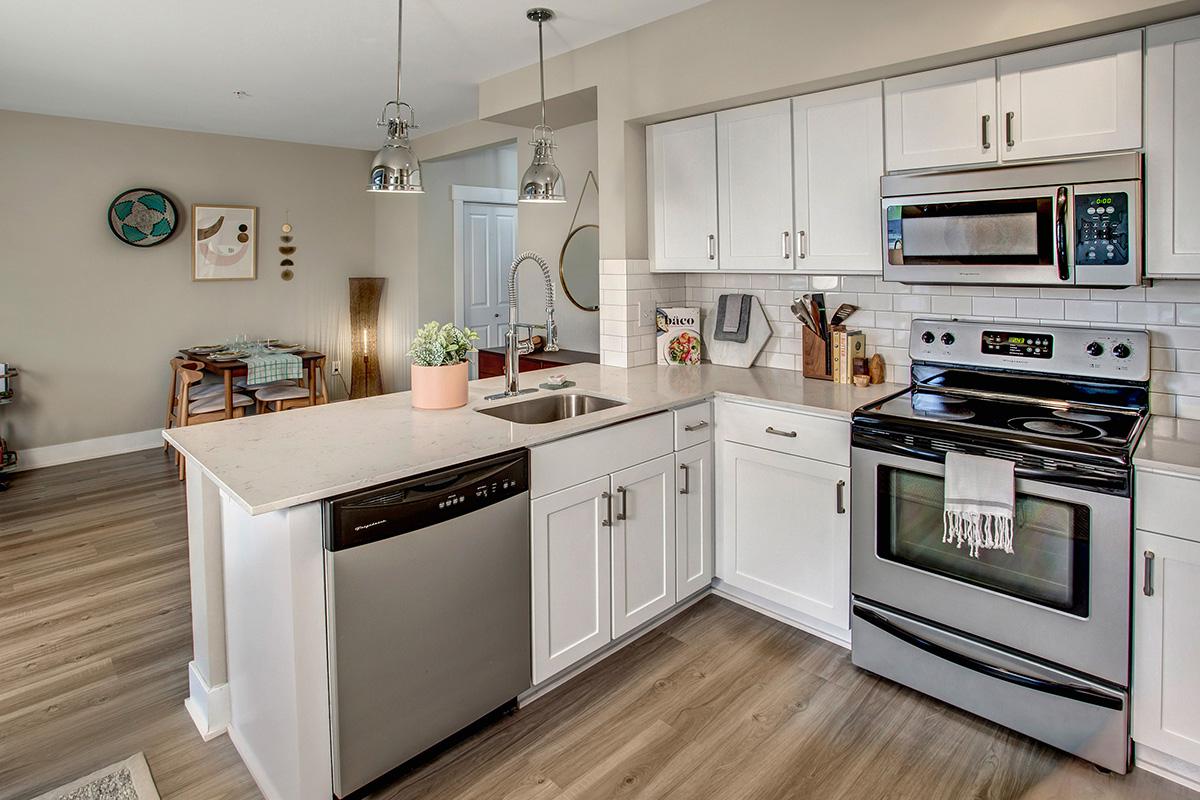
[943,451,1015,558]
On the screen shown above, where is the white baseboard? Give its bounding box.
[1135,743,1200,793]
[712,581,851,649]
[185,660,231,742]
[13,428,163,472]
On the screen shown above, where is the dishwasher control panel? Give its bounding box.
[325,451,529,551]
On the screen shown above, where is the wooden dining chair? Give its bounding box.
[174,365,253,480]
[164,357,224,451]
[254,357,329,413]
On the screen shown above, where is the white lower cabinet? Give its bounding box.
[675,441,714,601]
[718,440,850,629]
[612,454,677,638]
[531,475,614,685]
[1133,527,1200,765]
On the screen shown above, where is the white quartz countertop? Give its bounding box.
[164,362,903,515]
[1134,415,1200,480]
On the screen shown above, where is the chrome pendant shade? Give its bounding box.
[368,0,423,193]
[519,8,566,204]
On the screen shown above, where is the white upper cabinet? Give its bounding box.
[884,60,998,172]
[611,454,677,638]
[1146,16,1200,277]
[998,30,1142,161]
[793,82,884,273]
[716,99,795,270]
[647,114,719,271]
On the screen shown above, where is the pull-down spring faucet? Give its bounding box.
[485,251,559,400]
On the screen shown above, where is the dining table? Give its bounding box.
[180,349,325,419]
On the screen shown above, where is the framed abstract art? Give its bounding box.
[192,204,257,281]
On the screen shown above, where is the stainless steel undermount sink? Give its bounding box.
[475,393,626,424]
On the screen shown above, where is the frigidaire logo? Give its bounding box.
[354,519,387,532]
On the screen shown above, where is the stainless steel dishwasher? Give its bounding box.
[324,450,531,798]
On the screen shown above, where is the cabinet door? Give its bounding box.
[611,455,676,638]
[884,60,998,171]
[718,442,849,629]
[717,99,794,270]
[1146,16,1200,277]
[998,30,1142,162]
[793,82,884,274]
[1133,529,1200,764]
[531,476,613,684]
[647,114,719,271]
[675,442,714,601]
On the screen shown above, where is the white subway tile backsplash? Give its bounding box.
[1063,300,1117,322]
[1177,395,1200,420]
[972,297,1016,317]
[841,276,877,292]
[995,287,1042,298]
[1015,298,1065,319]
[750,274,779,290]
[1151,347,1177,371]
[1177,304,1200,327]
[1118,302,1175,325]
[893,295,931,313]
[858,293,894,311]
[810,276,840,290]
[1176,350,1200,373]
[931,295,973,315]
[875,312,912,330]
[952,286,994,297]
[1039,287,1092,299]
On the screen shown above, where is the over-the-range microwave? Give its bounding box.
[881,153,1142,287]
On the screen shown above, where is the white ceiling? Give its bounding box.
[0,1,708,150]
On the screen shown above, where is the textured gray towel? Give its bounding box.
[714,294,752,343]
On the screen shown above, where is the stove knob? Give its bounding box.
[1086,341,1105,357]
[921,331,935,344]
[941,332,956,346]
[1113,343,1131,359]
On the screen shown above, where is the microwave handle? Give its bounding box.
[1055,186,1070,282]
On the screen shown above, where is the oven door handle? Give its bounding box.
[856,441,1117,485]
[852,606,1124,711]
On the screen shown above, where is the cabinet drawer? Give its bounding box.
[1136,470,1200,543]
[531,412,673,498]
[718,400,849,466]
[674,402,713,450]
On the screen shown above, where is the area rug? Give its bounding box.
[31,753,160,800]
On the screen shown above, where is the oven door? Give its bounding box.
[851,445,1129,685]
[882,185,1070,285]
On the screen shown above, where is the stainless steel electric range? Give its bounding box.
[850,318,1150,773]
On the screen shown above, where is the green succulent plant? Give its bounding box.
[408,321,480,367]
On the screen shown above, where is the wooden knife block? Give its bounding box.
[802,326,833,381]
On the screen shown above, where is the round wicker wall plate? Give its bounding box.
[108,188,179,247]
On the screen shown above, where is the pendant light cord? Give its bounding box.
[538,17,546,130]
[395,0,403,107]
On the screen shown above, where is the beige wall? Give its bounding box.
[0,110,375,450]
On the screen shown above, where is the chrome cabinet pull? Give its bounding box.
[683,420,709,433]
[1143,550,1155,596]
[765,426,797,438]
[836,480,846,515]
[679,464,690,495]
[616,486,628,521]
[982,114,991,149]
[601,491,613,527]
[1005,111,1015,148]
[782,231,791,260]
[797,230,807,259]
[707,234,716,260]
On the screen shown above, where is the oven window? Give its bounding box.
[886,197,1054,266]
[876,467,1089,616]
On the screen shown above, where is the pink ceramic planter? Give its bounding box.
[410,361,469,409]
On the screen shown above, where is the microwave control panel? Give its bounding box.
[1075,192,1129,266]
[981,330,1054,359]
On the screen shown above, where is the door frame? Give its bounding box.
[451,185,519,330]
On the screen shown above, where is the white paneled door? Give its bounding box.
[884,60,998,172]
[1146,16,1200,277]
[611,455,676,638]
[461,202,517,349]
[793,82,884,274]
[675,442,714,601]
[648,114,719,271]
[716,99,794,270]
[998,30,1142,162]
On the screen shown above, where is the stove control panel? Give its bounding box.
[909,318,1149,382]
[982,330,1053,359]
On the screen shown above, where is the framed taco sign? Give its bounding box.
[192,204,257,281]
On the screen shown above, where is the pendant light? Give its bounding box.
[367,0,423,193]
[519,8,566,204]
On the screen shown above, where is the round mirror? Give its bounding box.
[559,224,600,312]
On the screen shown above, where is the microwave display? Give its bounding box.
[982,330,1054,359]
[1075,192,1129,266]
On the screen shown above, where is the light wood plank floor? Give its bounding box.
[1,451,1194,800]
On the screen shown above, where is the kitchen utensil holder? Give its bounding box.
[801,326,833,381]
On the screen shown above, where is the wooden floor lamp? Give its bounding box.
[349,277,385,399]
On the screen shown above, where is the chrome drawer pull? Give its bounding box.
[683,420,709,433]
[765,426,797,438]
[707,234,716,260]
[836,480,846,515]
[1143,550,1155,597]
[781,231,791,259]
[981,114,991,149]
[616,486,628,521]
[601,491,613,527]
[679,463,690,495]
[1005,111,1015,148]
